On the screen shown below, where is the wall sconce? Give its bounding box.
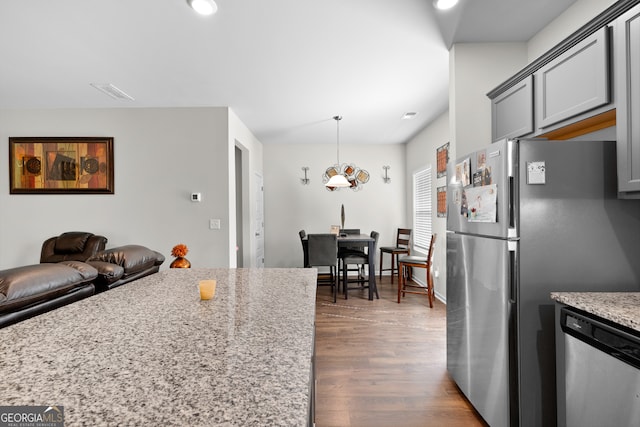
[301,167,310,185]
[383,165,391,183]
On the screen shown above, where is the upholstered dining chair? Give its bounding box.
[307,233,338,303]
[378,228,412,284]
[397,233,436,308]
[341,231,379,300]
[299,229,309,267]
[337,228,363,286]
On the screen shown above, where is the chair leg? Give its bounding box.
[331,267,338,304]
[397,263,403,303]
[343,262,348,300]
[379,249,384,281]
[390,253,395,284]
[427,268,434,308]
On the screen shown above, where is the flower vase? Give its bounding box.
[170,256,191,268]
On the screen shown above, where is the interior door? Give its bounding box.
[254,172,264,268]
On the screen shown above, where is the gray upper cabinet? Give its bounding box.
[615,5,640,194]
[535,27,610,130]
[491,75,534,142]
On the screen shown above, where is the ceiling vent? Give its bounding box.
[90,83,135,101]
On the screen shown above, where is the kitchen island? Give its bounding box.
[0,268,317,426]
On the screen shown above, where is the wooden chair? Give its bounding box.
[397,234,436,308]
[378,228,412,284]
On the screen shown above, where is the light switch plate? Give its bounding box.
[209,219,221,230]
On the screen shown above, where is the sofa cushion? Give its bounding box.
[88,245,163,277]
[54,232,92,254]
[0,263,98,313]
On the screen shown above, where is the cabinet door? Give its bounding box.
[535,27,610,129]
[491,75,533,142]
[616,6,640,193]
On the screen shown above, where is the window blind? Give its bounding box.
[413,166,432,252]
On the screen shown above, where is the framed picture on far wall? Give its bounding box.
[437,186,447,217]
[9,137,114,194]
[436,142,449,178]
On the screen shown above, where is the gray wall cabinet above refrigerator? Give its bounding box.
[489,0,640,198]
[491,75,534,142]
[534,27,611,131]
[616,4,640,196]
[490,27,614,144]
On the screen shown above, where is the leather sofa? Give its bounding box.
[0,261,98,328]
[0,232,165,328]
[87,245,165,292]
[40,231,107,263]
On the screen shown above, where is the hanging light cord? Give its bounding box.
[334,115,342,165]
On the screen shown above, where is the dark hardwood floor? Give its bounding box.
[314,275,488,427]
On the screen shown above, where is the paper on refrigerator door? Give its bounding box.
[464,184,497,222]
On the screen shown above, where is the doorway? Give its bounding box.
[235,146,243,267]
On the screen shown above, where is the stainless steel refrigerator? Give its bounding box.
[446,138,640,427]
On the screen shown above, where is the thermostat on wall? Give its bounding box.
[191,192,202,202]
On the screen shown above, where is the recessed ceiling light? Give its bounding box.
[433,0,459,10]
[90,83,135,101]
[187,0,218,16]
[402,112,418,120]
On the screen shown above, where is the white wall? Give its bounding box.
[449,42,528,158]
[405,111,449,300]
[263,143,406,271]
[0,107,262,270]
[528,0,618,61]
[229,109,264,268]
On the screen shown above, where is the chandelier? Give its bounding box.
[323,116,370,191]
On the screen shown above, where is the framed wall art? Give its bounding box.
[9,137,114,194]
[436,142,449,178]
[437,186,447,217]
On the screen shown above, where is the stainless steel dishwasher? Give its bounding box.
[560,307,640,427]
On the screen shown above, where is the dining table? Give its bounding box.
[303,233,378,300]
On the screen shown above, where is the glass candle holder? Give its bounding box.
[199,280,216,300]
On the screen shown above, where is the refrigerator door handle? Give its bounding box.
[507,139,518,239]
[508,240,518,304]
[508,176,517,238]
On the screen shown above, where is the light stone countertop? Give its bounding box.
[550,292,640,332]
[0,268,318,426]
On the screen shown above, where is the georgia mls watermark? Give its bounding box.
[0,406,64,427]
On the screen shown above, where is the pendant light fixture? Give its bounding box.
[325,116,351,188]
[323,115,370,191]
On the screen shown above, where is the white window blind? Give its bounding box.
[413,166,432,252]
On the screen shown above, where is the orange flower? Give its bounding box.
[171,244,188,258]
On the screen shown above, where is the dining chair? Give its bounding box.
[378,228,412,284]
[337,228,363,286]
[307,233,338,303]
[299,229,309,267]
[397,233,436,308]
[341,231,379,300]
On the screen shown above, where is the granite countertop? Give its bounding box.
[550,292,640,332]
[0,268,317,426]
